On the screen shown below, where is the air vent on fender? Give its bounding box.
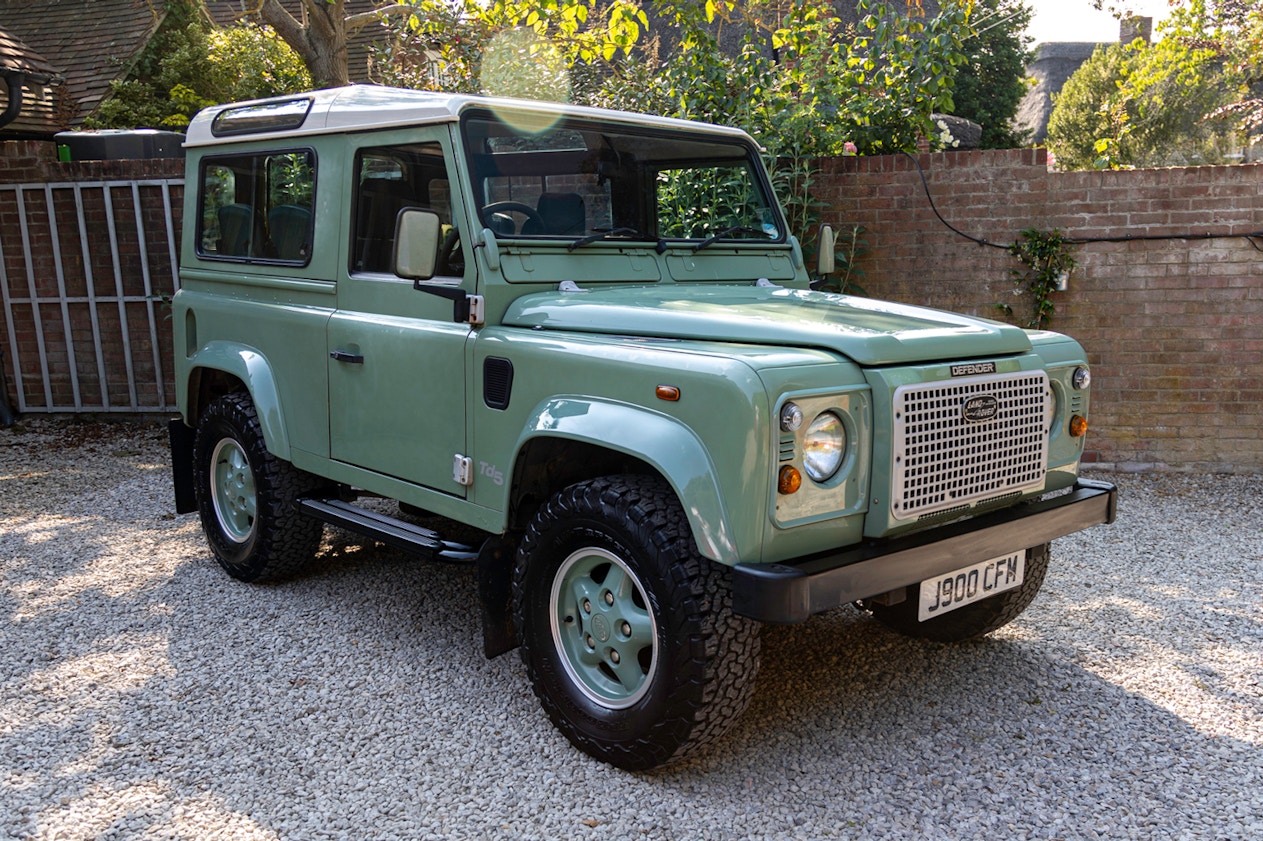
[484,357,514,410]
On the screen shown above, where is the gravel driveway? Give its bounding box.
[1,419,1260,840]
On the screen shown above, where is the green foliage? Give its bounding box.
[1047,1,1246,170]
[87,1,311,130]
[1004,228,1075,329]
[1167,0,1263,143]
[1044,44,1128,170]
[373,0,647,97]
[949,0,1034,148]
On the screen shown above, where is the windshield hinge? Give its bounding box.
[756,278,780,288]
[453,455,474,487]
[558,281,588,293]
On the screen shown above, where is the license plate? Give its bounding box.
[918,551,1025,622]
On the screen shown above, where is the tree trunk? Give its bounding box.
[260,0,350,89]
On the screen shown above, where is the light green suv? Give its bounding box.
[169,86,1116,770]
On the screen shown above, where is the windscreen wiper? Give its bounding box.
[691,225,772,253]
[567,227,668,253]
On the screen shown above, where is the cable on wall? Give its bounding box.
[900,151,1263,251]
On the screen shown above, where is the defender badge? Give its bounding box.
[963,395,1000,422]
[951,361,997,377]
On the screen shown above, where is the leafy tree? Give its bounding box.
[1044,43,1128,170]
[1052,0,1256,169]
[950,0,1033,148]
[371,0,647,99]
[227,0,643,92]
[1164,0,1263,143]
[1090,0,1261,142]
[88,10,311,130]
[227,1,414,89]
[604,0,971,156]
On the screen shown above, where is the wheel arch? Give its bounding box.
[506,398,738,565]
[184,342,292,460]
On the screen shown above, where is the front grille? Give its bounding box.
[892,371,1049,518]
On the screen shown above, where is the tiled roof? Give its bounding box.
[207,0,387,84]
[0,0,169,125]
[0,25,60,77]
[0,25,68,137]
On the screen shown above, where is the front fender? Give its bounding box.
[186,341,291,461]
[516,397,738,564]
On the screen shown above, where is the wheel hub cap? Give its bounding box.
[550,547,658,709]
[210,438,256,544]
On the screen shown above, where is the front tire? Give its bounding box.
[193,392,323,582]
[862,543,1051,642]
[513,475,760,770]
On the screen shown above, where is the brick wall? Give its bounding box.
[817,150,1263,472]
[0,140,184,413]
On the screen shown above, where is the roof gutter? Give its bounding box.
[0,68,55,131]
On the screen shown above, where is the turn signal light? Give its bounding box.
[778,465,802,495]
[1069,415,1088,437]
[656,385,681,402]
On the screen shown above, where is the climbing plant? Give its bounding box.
[1004,228,1076,330]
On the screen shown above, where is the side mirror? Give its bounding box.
[394,207,442,280]
[816,224,836,276]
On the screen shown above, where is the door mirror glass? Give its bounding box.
[394,207,442,280]
[817,224,836,276]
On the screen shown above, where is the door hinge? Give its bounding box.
[453,454,474,487]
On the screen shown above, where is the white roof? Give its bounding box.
[183,85,752,148]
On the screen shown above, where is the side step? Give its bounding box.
[298,497,480,562]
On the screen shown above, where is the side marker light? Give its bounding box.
[656,385,681,402]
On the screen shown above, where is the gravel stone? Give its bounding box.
[1,419,1260,840]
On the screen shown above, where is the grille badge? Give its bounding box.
[963,395,1000,422]
[951,361,996,377]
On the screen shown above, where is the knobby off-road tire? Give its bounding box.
[193,392,324,583]
[863,543,1052,643]
[513,475,760,771]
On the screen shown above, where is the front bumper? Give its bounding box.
[733,479,1118,624]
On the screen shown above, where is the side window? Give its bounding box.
[351,142,463,277]
[197,149,315,263]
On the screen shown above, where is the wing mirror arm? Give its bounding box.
[396,207,484,325]
[413,281,484,325]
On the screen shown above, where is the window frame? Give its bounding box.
[194,146,318,267]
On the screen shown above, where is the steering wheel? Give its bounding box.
[481,200,543,235]
[436,227,463,276]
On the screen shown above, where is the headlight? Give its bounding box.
[803,412,845,482]
[1073,366,1091,390]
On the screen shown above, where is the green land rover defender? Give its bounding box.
[169,87,1117,770]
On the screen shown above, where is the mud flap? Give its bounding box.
[169,418,198,514]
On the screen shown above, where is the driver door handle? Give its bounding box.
[330,350,364,364]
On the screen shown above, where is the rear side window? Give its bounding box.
[197,149,316,264]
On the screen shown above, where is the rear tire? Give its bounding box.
[862,543,1051,642]
[193,392,324,582]
[513,475,760,770]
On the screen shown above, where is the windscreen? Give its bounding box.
[461,111,784,245]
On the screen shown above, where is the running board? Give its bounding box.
[298,498,480,562]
